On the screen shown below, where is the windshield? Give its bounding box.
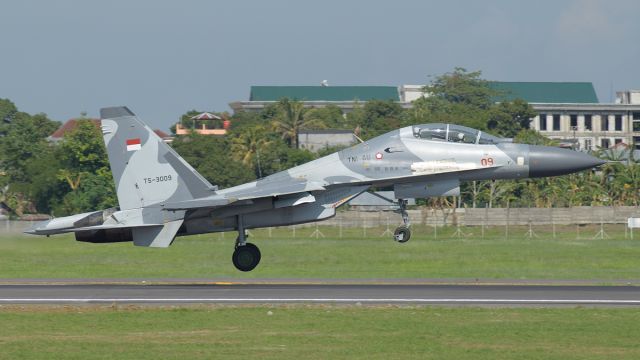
[412,123,507,144]
[413,123,448,141]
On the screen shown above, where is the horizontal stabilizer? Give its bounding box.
[132,219,184,248]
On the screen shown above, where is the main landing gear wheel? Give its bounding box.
[394,225,411,243]
[232,214,261,272]
[232,243,261,272]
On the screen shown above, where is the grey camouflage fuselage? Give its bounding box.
[26,107,604,250]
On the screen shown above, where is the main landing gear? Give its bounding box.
[393,199,411,243]
[232,215,261,272]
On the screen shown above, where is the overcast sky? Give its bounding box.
[1,0,639,130]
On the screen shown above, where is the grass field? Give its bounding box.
[1,224,639,280]
[0,305,639,359]
[2,226,639,360]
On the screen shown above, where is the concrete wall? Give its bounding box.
[4,207,640,233]
[0,220,37,235]
[318,206,640,228]
[298,132,356,152]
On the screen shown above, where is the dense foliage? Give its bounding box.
[0,69,636,217]
[0,105,117,217]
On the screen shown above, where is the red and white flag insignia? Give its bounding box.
[126,138,141,151]
[375,152,383,160]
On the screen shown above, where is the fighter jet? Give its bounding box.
[25,107,605,271]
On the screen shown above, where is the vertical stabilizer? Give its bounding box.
[100,106,215,210]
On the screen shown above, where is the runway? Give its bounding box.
[1,281,640,306]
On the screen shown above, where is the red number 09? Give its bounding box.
[480,157,494,167]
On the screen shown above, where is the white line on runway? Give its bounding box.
[2,298,640,304]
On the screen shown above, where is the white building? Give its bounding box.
[233,83,640,151]
[393,83,640,151]
[297,129,357,152]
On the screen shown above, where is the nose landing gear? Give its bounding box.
[394,225,411,243]
[393,199,411,243]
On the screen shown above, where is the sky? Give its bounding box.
[1,0,639,131]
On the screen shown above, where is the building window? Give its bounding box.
[539,114,547,131]
[552,114,560,131]
[615,138,623,145]
[634,136,640,150]
[601,138,610,148]
[615,115,623,131]
[584,115,592,131]
[584,138,592,150]
[570,115,578,129]
[634,112,640,120]
[633,121,640,132]
[601,115,609,131]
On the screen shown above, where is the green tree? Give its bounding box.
[229,125,274,177]
[170,134,255,188]
[0,111,60,215]
[55,172,117,215]
[0,98,18,136]
[513,129,558,146]
[425,67,497,109]
[229,110,263,132]
[341,100,405,140]
[305,105,349,129]
[487,99,537,137]
[53,119,116,215]
[407,68,499,130]
[21,150,65,214]
[251,141,316,178]
[361,100,404,139]
[316,144,349,157]
[0,112,60,182]
[272,98,324,148]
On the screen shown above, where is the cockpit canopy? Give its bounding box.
[412,123,511,144]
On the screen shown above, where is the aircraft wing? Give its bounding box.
[162,177,326,211]
[162,163,492,211]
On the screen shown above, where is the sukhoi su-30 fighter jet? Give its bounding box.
[26,107,605,271]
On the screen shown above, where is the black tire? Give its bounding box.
[231,243,262,272]
[394,225,411,243]
[232,242,261,272]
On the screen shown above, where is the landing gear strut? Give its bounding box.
[393,199,411,243]
[232,215,261,272]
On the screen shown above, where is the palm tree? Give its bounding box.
[271,98,323,148]
[480,180,518,208]
[613,161,640,206]
[230,125,272,174]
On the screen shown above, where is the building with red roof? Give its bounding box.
[49,119,172,143]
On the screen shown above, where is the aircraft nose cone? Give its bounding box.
[528,145,605,178]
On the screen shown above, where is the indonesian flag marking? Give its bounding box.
[126,138,141,151]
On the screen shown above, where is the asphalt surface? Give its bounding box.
[1,281,640,306]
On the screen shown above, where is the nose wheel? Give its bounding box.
[393,199,411,243]
[394,225,411,243]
